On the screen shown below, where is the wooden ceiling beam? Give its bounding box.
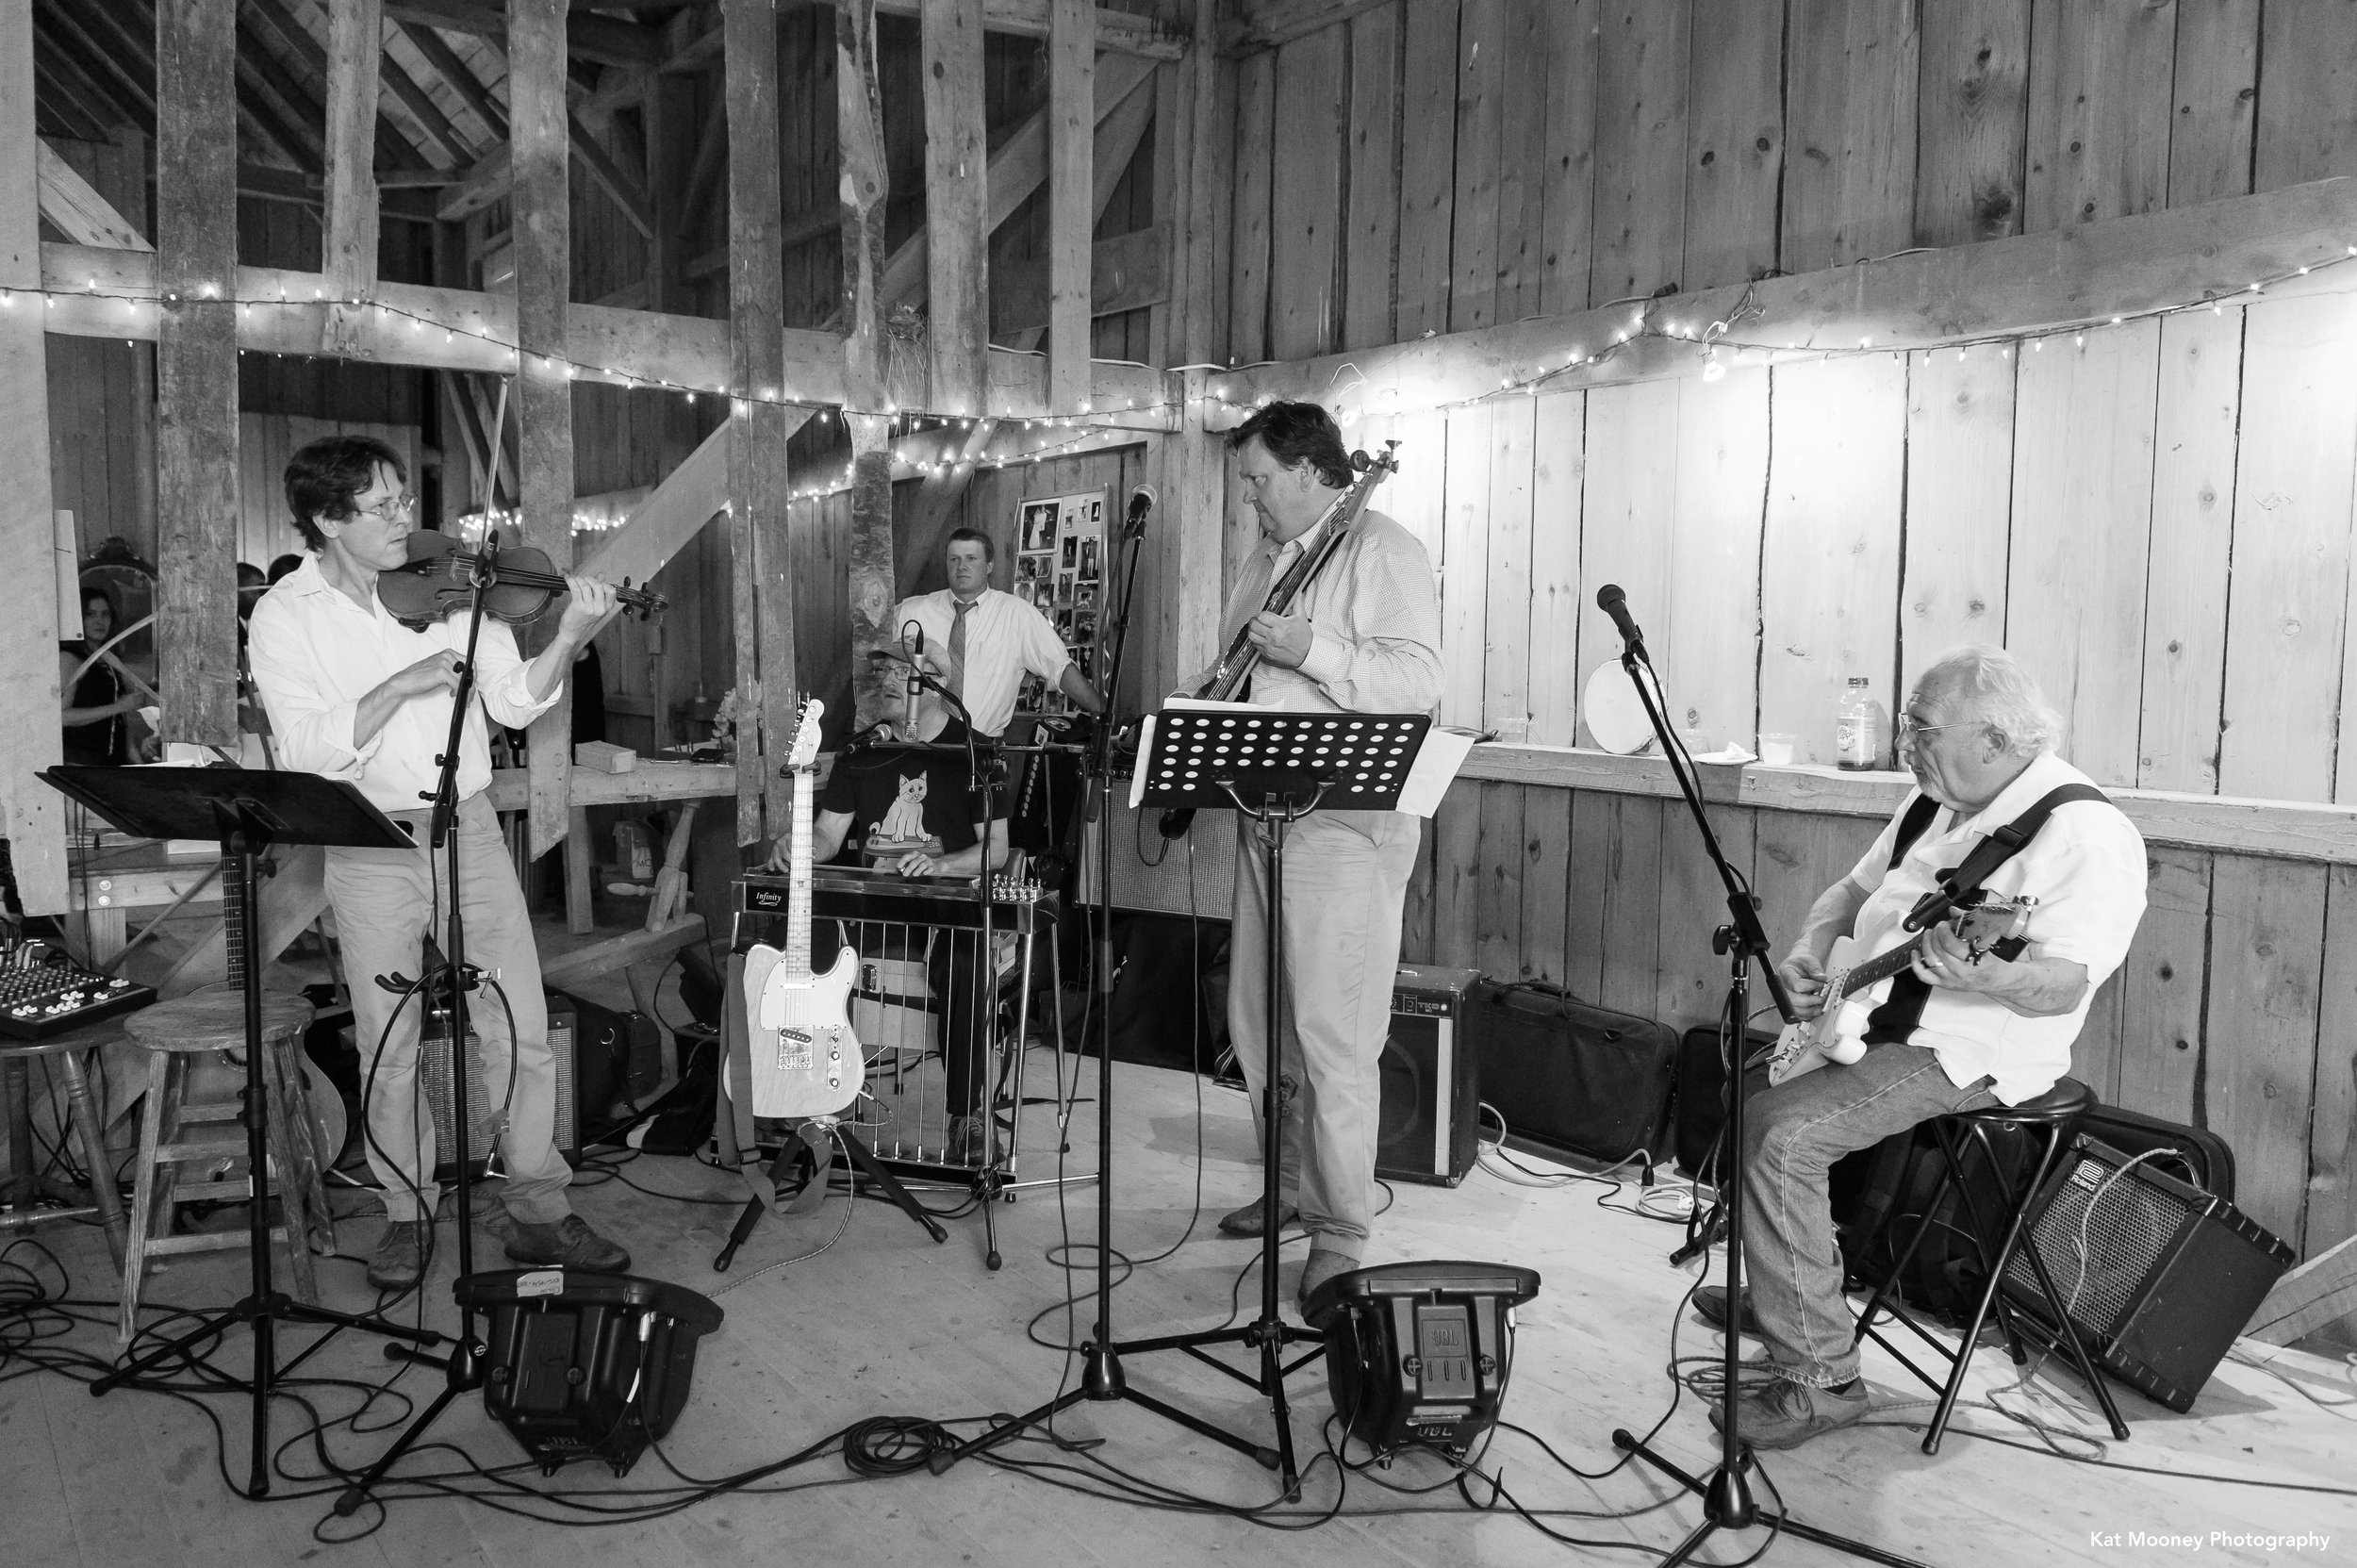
[42,239,1175,417]
[30,39,128,140]
[1219,0,1385,57]
[241,0,433,170]
[36,139,151,249]
[796,0,1181,60]
[393,14,507,138]
[232,21,334,169]
[36,0,157,129]
[385,1,661,69]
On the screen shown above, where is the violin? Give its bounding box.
[374,530,666,630]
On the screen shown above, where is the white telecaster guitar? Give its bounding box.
[739,700,865,1119]
[1764,896,2037,1086]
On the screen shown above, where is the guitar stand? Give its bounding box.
[713,1114,947,1271]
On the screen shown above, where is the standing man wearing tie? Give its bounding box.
[1186,401,1443,1312]
[894,528,1105,741]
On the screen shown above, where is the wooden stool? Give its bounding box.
[1850,1076,2132,1452]
[0,1028,133,1268]
[118,990,334,1345]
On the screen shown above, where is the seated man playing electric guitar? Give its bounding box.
[762,719,1014,1164]
[1702,644,2147,1449]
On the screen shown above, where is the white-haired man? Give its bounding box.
[1699,645,2148,1448]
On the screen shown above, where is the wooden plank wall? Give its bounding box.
[1208,0,2357,1334]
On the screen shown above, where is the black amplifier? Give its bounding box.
[2003,1135,2295,1412]
[1376,966,1482,1186]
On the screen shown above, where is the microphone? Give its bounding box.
[901,621,926,732]
[1595,583,1646,654]
[1124,485,1156,537]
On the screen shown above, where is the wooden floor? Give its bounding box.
[4,1053,2353,1567]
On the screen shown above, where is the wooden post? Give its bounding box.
[724,0,795,844]
[837,0,898,732]
[0,0,66,915]
[153,0,239,748]
[920,0,989,416]
[118,126,157,580]
[1047,0,1094,414]
[322,0,384,305]
[509,0,575,865]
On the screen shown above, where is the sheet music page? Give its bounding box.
[1394,726,1477,817]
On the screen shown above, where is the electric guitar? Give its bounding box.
[740,700,865,1118]
[1764,895,2037,1086]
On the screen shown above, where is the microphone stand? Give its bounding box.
[336,539,508,1515]
[1597,602,1920,1568]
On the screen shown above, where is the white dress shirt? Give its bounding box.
[246,553,559,815]
[893,586,1072,738]
[1838,751,2149,1104]
[1194,501,1443,716]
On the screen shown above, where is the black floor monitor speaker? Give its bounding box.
[1305,1259,1541,1459]
[1376,966,1482,1186]
[457,1269,725,1477]
[2002,1134,2294,1412]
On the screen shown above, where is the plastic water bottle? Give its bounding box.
[1836,678,1888,771]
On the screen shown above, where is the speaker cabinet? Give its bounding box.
[1376,966,1482,1187]
[2003,1135,2294,1412]
[419,992,581,1173]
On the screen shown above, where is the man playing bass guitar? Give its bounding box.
[1186,402,1442,1312]
[1699,645,2147,1448]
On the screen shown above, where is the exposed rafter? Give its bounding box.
[242,0,434,170]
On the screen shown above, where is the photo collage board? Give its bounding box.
[1014,488,1106,715]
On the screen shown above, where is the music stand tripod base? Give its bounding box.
[43,766,438,1500]
[929,707,1432,1497]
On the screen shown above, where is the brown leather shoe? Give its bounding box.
[1694,1284,1764,1336]
[1708,1376,1871,1448]
[501,1214,630,1274]
[1216,1198,1300,1238]
[1297,1247,1358,1319]
[367,1219,432,1291]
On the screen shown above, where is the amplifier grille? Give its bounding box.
[2003,1151,2185,1332]
[420,1008,578,1164]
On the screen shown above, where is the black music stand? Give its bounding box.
[48,765,437,1498]
[933,705,1430,1496]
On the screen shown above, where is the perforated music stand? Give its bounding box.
[933,706,1429,1495]
[45,765,435,1498]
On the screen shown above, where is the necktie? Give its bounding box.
[948,599,973,704]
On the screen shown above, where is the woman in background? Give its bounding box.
[59,587,140,765]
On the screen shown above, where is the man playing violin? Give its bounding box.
[248,435,631,1293]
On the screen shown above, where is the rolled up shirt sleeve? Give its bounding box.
[246,600,381,777]
[469,619,564,730]
[1292,532,1443,714]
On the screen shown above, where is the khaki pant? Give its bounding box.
[325,790,573,1225]
[1228,808,1421,1260]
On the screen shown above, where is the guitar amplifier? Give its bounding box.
[2002,1134,2294,1412]
[419,993,581,1172]
[1376,966,1482,1187]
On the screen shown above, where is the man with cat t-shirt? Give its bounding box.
[762,718,1012,1163]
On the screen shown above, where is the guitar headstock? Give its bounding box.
[787,698,825,773]
[1950,894,2037,961]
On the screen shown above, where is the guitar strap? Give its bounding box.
[1860,784,2112,1046]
